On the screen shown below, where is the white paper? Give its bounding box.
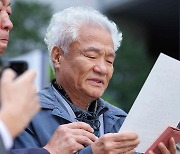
[119,53,180,153]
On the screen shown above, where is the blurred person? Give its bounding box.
[13,7,176,154]
[0,69,40,151]
[0,0,13,55]
[0,0,40,153]
[176,122,180,153]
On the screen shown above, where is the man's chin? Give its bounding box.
[0,49,5,56]
[0,45,7,55]
[90,90,104,99]
[83,86,105,99]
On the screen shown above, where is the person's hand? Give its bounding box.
[148,137,176,154]
[44,122,97,154]
[91,132,140,154]
[0,69,40,138]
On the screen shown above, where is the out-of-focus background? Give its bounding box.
[5,0,179,113]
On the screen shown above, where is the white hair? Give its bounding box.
[44,7,123,71]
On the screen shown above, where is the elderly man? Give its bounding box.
[13,7,176,154]
[0,0,40,153]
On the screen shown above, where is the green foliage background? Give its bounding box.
[7,1,154,113]
[5,0,52,57]
[102,24,153,113]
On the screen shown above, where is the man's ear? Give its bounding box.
[51,46,64,68]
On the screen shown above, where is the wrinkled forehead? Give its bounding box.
[0,0,4,4]
[0,0,10,5]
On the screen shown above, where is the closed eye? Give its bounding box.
[84,54,96,59]
[7,6,12,16]
[106,60,113,64]
[7,12,11,16]
[88,56,96,59]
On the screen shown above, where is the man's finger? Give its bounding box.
[105,132,138,142]
[1,69,16,83]
[15,70,36,83]
[158,142,168,154]
[66,122,94,133]
[148,150,155,154]
[169,137,176,154]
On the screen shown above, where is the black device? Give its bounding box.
[0,59,28,77]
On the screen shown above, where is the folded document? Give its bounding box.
[119,53,180,153]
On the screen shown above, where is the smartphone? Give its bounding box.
[8,61,28,76]
[0,60,28,77]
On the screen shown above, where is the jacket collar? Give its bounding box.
[38,84,127,132]
[98,98,127,133]
[39,84,74,122]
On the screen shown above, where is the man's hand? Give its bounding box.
[43,122,98,154]
[148,137,176,154]
[0,69,40,138]
[91,132,140,154]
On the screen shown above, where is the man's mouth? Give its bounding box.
[0,39,8,43]
[87,78,105,87]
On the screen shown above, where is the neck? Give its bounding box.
[53,79,96,110]
[66,90,94,110]
[69,96,92,110]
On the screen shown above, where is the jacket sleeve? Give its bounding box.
[9,148,50,154]
[78,146,92,154]
[10,127,50,154]
[77,146,143,154]
[13,125,41,149]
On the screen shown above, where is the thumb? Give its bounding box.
[1,69,17,84]
[16,69,36,83]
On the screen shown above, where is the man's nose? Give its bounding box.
[93,60,108,75]
[1,14,13,31]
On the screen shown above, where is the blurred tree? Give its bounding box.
[6,0,153,113]
[5,0,52,57]
[103,25,153,113]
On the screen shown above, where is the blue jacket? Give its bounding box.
[12,84,127,154]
